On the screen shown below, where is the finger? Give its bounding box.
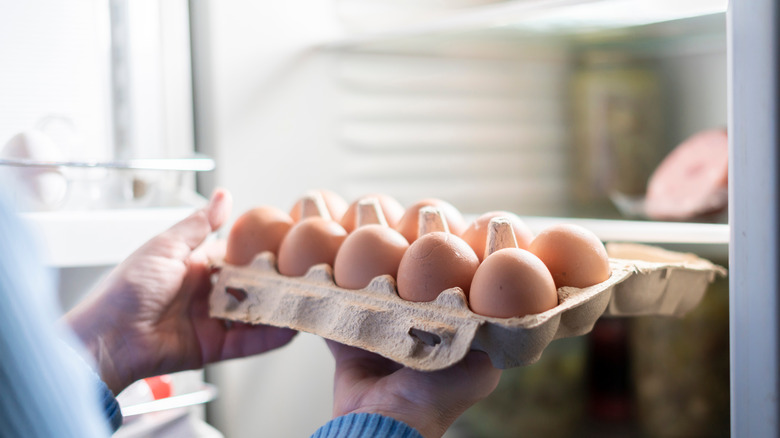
[326,340,382,365]
[192,284,298,364]
[194,239,226,266]
[218,324,297,361]
[205,188,232,230]
[161,189,233,253]
[419,350,501,403]
[326,340,402,379]
[455,350,502,399]
[325,339,353,360]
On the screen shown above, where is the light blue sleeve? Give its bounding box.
[0,194,115,437]
[310,413,424,438]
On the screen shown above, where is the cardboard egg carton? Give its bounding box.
[209,241,726,371]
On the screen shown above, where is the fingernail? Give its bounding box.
[207,188,232,229]
[208,189,223,209]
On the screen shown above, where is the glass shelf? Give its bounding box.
[324,0,728,50]
[462,215,729,261]
[120,384,218,417]
[521,216,727,244]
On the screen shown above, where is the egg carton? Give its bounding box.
[208,242,725,371]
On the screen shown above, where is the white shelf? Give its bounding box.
[466,214,730,260]
[28,206,728,268]
[323,0,728,50]
[23,207,200,268]
[521,216,728,243]
[522,216,728,261]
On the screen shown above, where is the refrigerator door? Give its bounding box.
[729,1,780,436]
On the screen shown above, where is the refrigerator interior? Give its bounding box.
[189,1,732,437]
[5,0,775,437]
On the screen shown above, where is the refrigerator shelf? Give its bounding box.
[521,216,728,243]
[22,202,204,268]
[323,0,728,50]
[24,206,724,268]
[119,384,218,417]
[0,154,215,172]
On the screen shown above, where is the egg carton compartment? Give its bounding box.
[209,242,725,371]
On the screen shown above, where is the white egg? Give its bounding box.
[1,130,68,210]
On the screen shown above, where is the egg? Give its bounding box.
[340,194,404,233]
[289,189,348,222]
[224,206,294,265]
[333,224,410,290]
[278,194,348,276]
[396,231,479,302]
[528,224,611,289]
[277,217,348,276]
[469,248,558,318]
[461,211,534,261]
[1,130,68,211]
[395,198,466,243]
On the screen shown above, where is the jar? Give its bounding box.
[570,50,664,218]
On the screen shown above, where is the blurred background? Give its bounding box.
[1,0,729,436]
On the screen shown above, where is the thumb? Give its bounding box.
[160,188,233,252]
[204,188,232,231]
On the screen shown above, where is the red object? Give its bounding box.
[144,375,173,400]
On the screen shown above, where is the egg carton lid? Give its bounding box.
[208,242,725,370]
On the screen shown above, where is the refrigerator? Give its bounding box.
[1,0,776,437]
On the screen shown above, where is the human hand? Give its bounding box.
[65,189,297,394]
[326,340,502,438]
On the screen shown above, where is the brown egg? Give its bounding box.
[396,232,480,302]
[277,217,348,277]
[528,224,611,289]
[469,248,558,318]
[224,206,294,265]
[340,194,405,233]
[289,189,348,222]
[333,224,410,289]
[461,211,534,261]
[395,198,466,243]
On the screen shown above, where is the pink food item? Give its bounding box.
[644,129,728,220]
